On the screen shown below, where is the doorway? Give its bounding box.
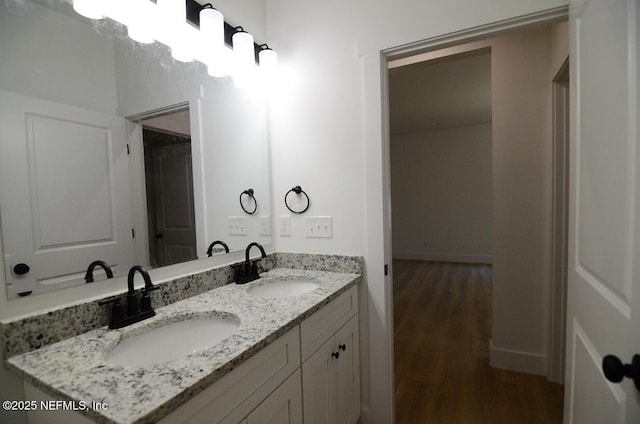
[139,109,197,268]
[388,23,568,422]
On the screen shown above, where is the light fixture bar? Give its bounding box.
[71,0,275,73]
[185,0,266,65]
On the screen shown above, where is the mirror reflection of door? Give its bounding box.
[140,110,197,267]
[0,91,135,297]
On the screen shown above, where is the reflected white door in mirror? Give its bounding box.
[0,91,135,298]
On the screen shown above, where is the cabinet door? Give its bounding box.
[247,370,302,424]
[335,316,360,424]
[302,315,360,424]
[302,334,338,424]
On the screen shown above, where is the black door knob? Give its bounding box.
[13,263,30,275]
[602,354,640,391]
[155,233,164,239]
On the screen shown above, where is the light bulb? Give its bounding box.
[200,8,224,50]
[233,30,255,68]
[259,48,277,70]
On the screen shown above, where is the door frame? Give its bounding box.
[127,99,207,267]
[548,57,570,384]
[362,5,569,422]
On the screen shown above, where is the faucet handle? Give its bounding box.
[98,295,120,306]
[98,296,125,327]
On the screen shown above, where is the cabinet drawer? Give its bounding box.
[246,369,303,424]
[300,285,358,360]
[159,327,300,424]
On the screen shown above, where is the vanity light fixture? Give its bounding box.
[70,0,277,84]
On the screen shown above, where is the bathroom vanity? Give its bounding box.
[3,259,361,424]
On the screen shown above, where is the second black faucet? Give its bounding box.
[234,242,267,284]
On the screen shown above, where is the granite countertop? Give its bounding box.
[6,268,360,424]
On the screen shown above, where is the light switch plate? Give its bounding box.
[259,216,271,236]
[227,216,248,236]
[306,216,332,238]
[279,215,291,237]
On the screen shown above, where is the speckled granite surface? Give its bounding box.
[275,252,363,274]
[6,268,360,424]
[1,253,360,359]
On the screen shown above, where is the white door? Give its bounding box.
[564,0,640,422]
[150,142,197,266]
[0,90,135,297]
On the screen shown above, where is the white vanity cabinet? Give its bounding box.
[300,286,360,424]
[162,285,359,424]
[159,327,302,424]
[22,285,360,424]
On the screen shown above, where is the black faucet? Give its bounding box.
[207,240,230,256]
[99,265,158,329]
[84,260,114,283]
[234,242,267,284]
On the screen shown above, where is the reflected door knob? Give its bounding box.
[155,233,164,239]
[602,354,640,391]
[13,263,30,275]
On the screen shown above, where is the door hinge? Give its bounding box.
[384,264,389,276]
[131,228,135,239]
[126,144,130,155]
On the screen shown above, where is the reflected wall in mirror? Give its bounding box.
[0,0,271,299]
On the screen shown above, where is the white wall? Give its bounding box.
[391,124,493,263]
[265,1,569,422]
[489,26,554,374]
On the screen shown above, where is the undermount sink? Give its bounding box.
[105,314,239,366]
[247,279,320,298]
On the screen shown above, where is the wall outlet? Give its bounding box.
[227,216,248,236]
[279,215,291,237]
[259,216,271,236]
[306,216,332,238]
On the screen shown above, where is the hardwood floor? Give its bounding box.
[393,260,564,423]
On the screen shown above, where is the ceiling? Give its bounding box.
[388,50,492,136]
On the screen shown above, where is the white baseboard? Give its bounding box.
[392,251,493,264]
[489,340,548,376]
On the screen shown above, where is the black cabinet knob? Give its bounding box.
[339,344,347,351]
[332,351,340,359]
[602,354,640,391]
[13,263,30,275]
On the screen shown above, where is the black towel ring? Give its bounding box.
[240,188,257,214]
[284,185,310,214]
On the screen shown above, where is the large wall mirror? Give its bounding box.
[0,0,271,299]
